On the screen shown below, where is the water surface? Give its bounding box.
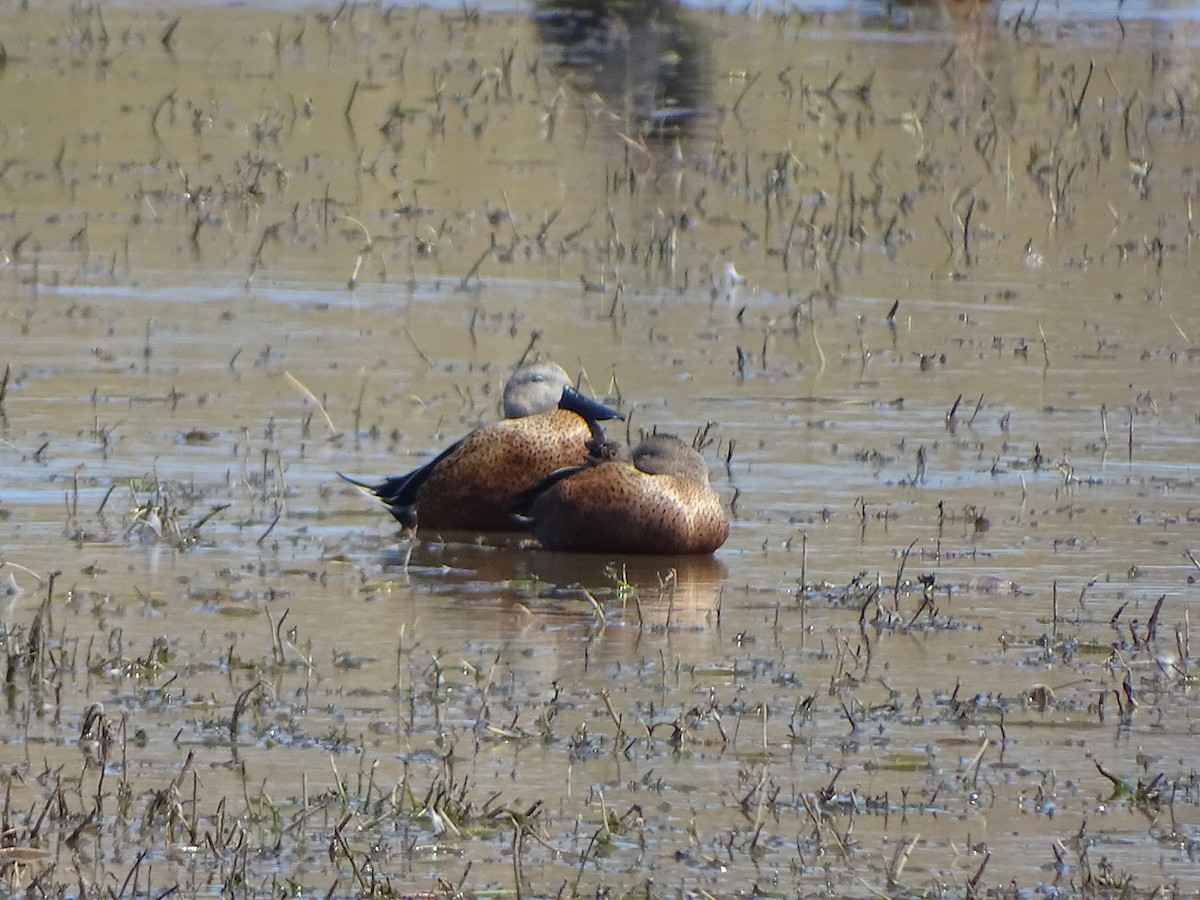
[1,2,1198,896]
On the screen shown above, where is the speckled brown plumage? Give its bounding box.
[403,409,605,531]
[520,434,729,555]
[341,363,622,533]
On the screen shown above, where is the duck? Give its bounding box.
[513,432,729,554]
[341,362,623,532]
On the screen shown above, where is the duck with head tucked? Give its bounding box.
[341,362,623,532]
[514,432,729,555]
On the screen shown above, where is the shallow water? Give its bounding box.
[2,2,1199,897]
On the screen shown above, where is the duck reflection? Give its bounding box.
[381,539,726,628]
[534,0,713,141]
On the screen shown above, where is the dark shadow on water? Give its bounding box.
[534,0,714,141]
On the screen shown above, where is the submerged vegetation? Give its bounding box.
[1,0,1199,897]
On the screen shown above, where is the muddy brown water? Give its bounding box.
[1,2,1199,897]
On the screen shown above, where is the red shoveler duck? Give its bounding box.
[514,433,729,555]
[341,362,622,532]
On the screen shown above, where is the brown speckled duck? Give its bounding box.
[514,433,729,555]
[341,362,622,532]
